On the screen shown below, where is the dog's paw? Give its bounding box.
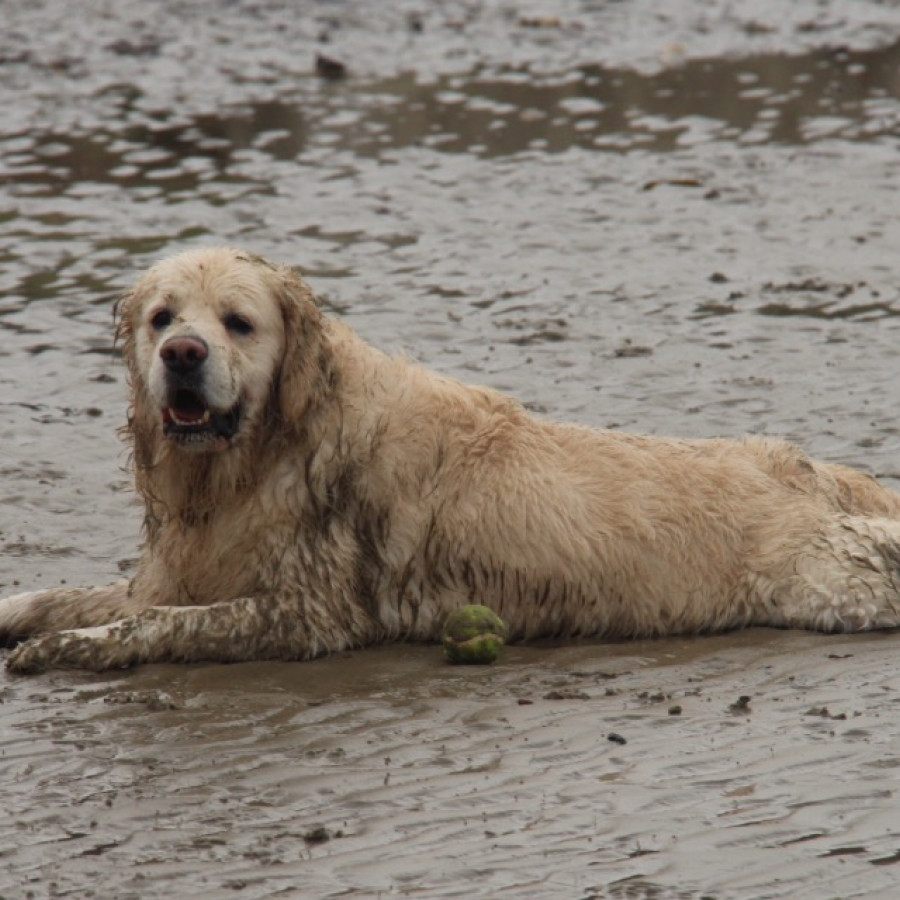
[6,625,132,674]
[6,633,63,674]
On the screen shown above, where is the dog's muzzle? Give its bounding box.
[159,335,242,447]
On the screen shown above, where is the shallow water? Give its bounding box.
[2,1,900,897]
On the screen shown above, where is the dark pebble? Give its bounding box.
[315,53,346,79]
[303,825,331,844]
[543,689,590,700]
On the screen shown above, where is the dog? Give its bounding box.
[2,247,900,673]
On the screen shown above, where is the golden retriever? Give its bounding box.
[3,247,900,673]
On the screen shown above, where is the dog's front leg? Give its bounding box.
[4,594,357,674]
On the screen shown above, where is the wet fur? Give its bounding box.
[3,247,900,673]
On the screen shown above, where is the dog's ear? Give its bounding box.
[270,263,331,425]
[112,272,161,481]
[113,289,136,367]
[113,266,159,378]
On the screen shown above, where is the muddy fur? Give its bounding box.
[3,247,900,673]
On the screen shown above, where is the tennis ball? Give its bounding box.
[442,604,507,665]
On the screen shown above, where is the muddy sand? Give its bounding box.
[4,631,900,898]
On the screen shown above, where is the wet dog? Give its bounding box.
[3,247,900,673]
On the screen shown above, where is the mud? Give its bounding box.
[2,1,900,897]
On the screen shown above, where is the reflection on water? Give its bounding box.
[358,39,900,157]
[6,100,305,197]
[3,38,899,198]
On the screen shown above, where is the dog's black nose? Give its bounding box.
[160,336,209,374]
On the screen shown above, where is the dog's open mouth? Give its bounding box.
[162,389,242,445]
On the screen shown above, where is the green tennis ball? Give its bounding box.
[442,605,507,665]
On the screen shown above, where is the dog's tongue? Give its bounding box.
[167,390,208,425]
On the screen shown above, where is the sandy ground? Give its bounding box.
[5,631,900,898]
[2,1,900,897]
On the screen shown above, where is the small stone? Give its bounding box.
[315,53,346,80]
[303,825,331,844]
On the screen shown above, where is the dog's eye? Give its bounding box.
[224,313,254,336]
[150,309,173,331]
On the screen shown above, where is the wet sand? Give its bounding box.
[5,631,900,898]
[2,1,900,897]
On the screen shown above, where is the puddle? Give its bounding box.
[350,39,900,157]
[5,39,900,203]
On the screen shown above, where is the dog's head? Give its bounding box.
[116,247,328,460]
